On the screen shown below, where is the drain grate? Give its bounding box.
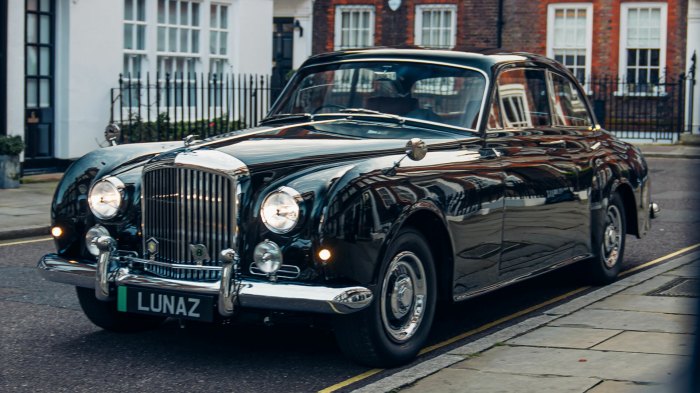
[647,278,699,298]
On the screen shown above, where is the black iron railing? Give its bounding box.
[110,72,283,144]
[110,70,695,144]
[585,74,688,142]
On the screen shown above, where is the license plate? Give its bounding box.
[117,286,214,322]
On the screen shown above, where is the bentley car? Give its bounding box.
[38,49,658,367]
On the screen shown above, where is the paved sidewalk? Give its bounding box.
[358,252,699,393]
[636,144,700,159]
[0,176,59,240]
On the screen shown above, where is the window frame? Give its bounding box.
[546,3,593,87]
[414,4,458,49]
[547,70,595,128]
[334,5,375,51]
[618,2,667,95]
[490,67,553,131]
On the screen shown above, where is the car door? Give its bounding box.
[547,70,600,257]
[486,66,578,278]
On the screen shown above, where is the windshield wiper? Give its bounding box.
[337,108,406,123]
[260,113,313,125]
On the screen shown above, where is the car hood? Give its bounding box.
[194,119,466,170]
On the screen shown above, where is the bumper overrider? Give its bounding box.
[37,235,373,317]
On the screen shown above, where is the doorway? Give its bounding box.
[272,17,294,99]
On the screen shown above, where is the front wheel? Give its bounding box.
[76,287,164,332]
[585,192,626,284]
[333,229,436,368]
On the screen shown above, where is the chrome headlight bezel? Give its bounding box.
[260,186,302,234]
[88,176,125,220]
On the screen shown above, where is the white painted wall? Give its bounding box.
[232,0,274,74]
[56,0,123,159]
[688,0,700,134]
[6,0,25,153]
[274,0,314,70]
[6,0,282,162]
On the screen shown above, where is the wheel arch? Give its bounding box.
[612,181,639,238]
[388,206,455,302]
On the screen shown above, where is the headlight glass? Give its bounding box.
[260,187,301,233]
[88,177,125,219]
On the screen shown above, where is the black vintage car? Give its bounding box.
[38,48,658,367]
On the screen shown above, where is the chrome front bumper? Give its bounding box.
[37,245,373,317]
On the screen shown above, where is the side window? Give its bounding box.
[550,72,593,127]
[496,68,550,128]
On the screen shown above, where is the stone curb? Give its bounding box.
[352,251,700,393]
[0,225,51,241]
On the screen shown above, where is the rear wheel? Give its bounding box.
[585,192,626,284]
[333,229,436,368]
[76,287,164,332]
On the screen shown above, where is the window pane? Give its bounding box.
[210,4,217,28]
[137,0,145,21]
[650,49,660,66]
[158,0,165,23]
[136,25,145,50]
[168,1,176,24]
[27,47,38,75]
[221,7,228,29]
[157,27,166,51]
[169,27,177,51]
[180,2,188,25]
[180,28,189,52]
[192,30,199,52]
[125,0,134,20]
[27,14,37,44]
[220,32,227,55]
[627,49,637,66]
[40,15,50,44]
[39,47,50,76]
[39,0,50,12]
[124,24,133,50]
[27,79,38,107]
[210,31,217,54]
[639,49,648,66]
[40,79,50,107]
[27,0,38,12]
[192,3,199,26]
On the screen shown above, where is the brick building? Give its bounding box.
[312,0,690,81]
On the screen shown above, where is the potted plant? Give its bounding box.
[0,135,24,189]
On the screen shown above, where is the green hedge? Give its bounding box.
[0,135,24,155]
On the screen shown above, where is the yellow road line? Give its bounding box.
[318,243,700,393]
[0,237,52,247]
[317,369,384,393]
[619,243,700,277]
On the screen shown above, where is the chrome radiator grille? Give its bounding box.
[142,165,236,281]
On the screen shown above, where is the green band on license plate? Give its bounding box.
[117,286,127,312]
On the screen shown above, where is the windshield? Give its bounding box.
[270,61,487,130]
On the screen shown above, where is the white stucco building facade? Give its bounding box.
[2,0,312,172]
[688,0,700,134]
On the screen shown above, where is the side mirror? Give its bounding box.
[104,123,121,146]
[405,138,427,161]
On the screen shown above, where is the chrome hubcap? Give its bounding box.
[602,204,622,268]
[380,251,427,343]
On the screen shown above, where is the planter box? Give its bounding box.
[0,155,20,189]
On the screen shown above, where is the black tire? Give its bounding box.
[76,287,164,332]
[585,192,626,284]
[333,228,437,368]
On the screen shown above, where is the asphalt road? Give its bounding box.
[1,157,698,393]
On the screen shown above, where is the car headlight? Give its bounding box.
[88,176,125,220]
[260,187,302,233]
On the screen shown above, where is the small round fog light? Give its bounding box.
[318,248,332,262]
[85,225,110,256]
[253,240,283,274]
[51,226,63,238]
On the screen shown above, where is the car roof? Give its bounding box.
[302,47,568,77]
